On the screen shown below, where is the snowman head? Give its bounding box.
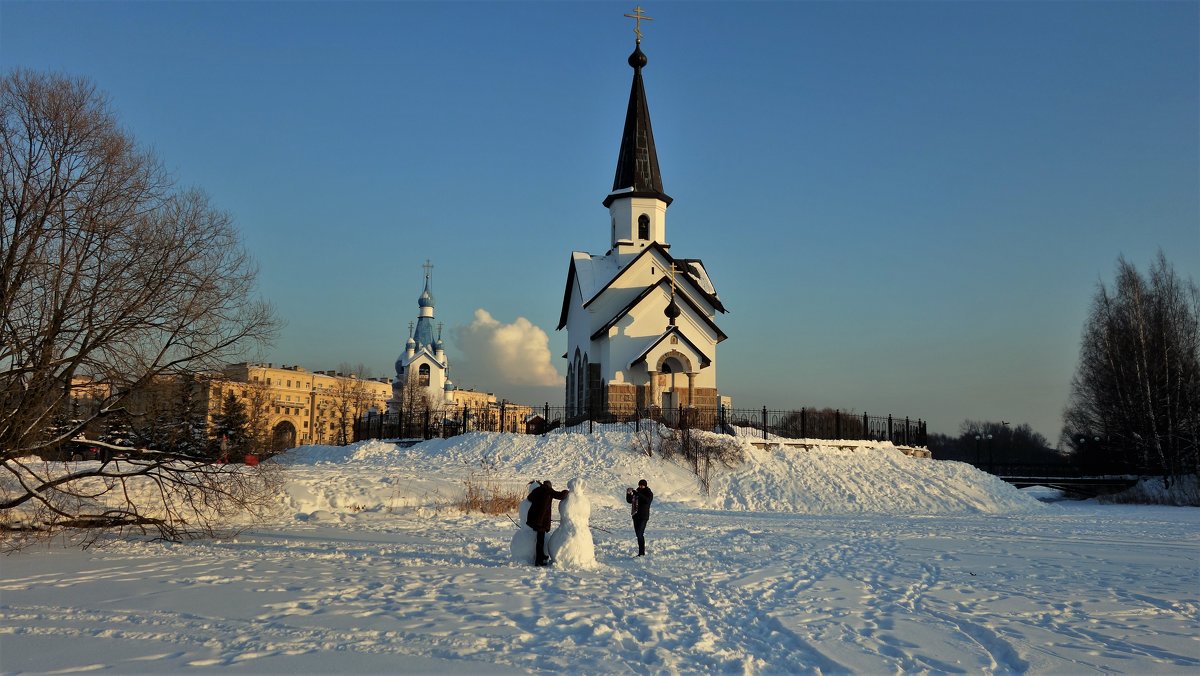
[567,477,584,493]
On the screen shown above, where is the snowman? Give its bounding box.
[510,481,544,565]
[548,477,596,568]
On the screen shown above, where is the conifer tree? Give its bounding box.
[210,391,251,457]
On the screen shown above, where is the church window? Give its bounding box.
[638,214,649,240]
[418,364,431,386]
[578,356,587,412]
[671,336,678,344]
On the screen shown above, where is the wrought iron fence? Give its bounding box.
[354,404,926,447]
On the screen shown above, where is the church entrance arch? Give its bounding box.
[271,420,297,453]
[656,353,692,413]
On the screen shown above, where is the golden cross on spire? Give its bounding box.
[624,5,653,43]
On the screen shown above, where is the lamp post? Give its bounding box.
[975,433,993,470]
[1077,434,1101,473]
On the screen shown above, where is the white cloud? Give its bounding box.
[451,309,562,392]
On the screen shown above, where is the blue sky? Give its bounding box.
[3,1,1197,442]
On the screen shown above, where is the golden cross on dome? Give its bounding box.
[624,6,653,43]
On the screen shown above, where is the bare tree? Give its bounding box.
[241,379,274,453]
[0,70,279,545]
[330,364,368,445]
[1063,253,1200,479]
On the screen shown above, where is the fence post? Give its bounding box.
[500,402,506,433]
[801,407,806,439]
[423,408,430,440]
[904,417,910,445]
[888,414,894,442]
[544,403,549,435]
[835,410,842,440]
[863,412,869,440]
[761,406,768,440]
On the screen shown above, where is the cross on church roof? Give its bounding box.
[422,259,434,284]
[624,5,653,43]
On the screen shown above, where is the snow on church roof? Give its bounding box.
[570,251,622,303]
[558,245,726,331]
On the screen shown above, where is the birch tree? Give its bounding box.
[1062,253,1199,479]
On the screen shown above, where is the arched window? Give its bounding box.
[638,214,650,240]
[418,364,430,386]
[566,363,575,414]
[578,355,587,413]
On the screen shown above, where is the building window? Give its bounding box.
[266,378,271,385]
[638,214,649,240]
[418,364,431,386]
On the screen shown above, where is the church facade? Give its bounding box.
[557,35,727,416]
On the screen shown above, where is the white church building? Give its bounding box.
[390,261,456,411]
[557,32,727,416]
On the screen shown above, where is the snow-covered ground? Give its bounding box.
[2,429,1197,674]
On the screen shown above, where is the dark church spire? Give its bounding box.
[604,27,672,208]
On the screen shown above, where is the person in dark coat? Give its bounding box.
[626,479,653,556]
[526,480,568,566]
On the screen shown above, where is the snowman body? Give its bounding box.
[548,477,596,568]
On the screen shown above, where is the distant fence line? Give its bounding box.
[354,405,927,447]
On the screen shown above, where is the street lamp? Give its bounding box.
[975,433,993,468]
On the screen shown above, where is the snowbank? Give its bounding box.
[271,429,1043,520]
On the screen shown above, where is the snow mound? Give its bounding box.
[270,429,1044,518]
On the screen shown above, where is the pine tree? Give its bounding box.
[210,391,251,458]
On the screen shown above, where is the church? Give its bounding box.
[390,261,456,411]
[558,19,727,417]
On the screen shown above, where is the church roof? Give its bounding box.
[630,326,713,370]
[557,244,726,330]
[589,277,728,343]
[603,44,672,209]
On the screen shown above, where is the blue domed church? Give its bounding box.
[390,261,456,411]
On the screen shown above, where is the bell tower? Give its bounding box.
[605,8,672,259]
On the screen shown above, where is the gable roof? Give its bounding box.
[630,326,713,369]
[590,277,728,343]
[558,243,727,331]
[582,243,726,313]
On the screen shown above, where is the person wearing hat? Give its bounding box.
[525,480,568,566]
[625,479,654,557]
